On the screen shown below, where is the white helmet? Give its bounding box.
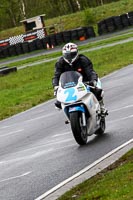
[62,43,78,65]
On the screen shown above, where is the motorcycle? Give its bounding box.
[56,71,107,145]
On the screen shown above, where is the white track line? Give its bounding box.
[52,131,71,138]
[0,149,53,165]
[0,113,54,130]
[0,140,74,165]
[109,104,133,113]
[0,171,31,183]
[0,129,24,137]
[109,114,133,123]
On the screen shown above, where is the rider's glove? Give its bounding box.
[89,80,97,87]
[54,86,59,96]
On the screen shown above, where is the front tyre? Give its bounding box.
[70,112,87,145]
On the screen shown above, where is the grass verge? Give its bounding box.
[57,148,133,200]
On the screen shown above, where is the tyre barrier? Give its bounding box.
[41,35,51,49]
[0,66,8,70]
[15,43,23,55]
[76,27,87,40]
[55,32,64,45]
[85,26,96,38]
[71,29,79,41]
[8,45,17,57]
[98,11,133,35]
[105,17,116,33]
[35,39,44,50]
[98,20,108,35]
[120,14,130,27]
[0,66,17,76]
[21,42,30,53]
[0,10,132,59]
[128,11,133,17]
[49,34,57,47]
[127,11,133,25]
[28,40,37,52]
[113,16,123,30]
[0,48,5,58]
[62,30,71,43]
[0,47,10,58]
[128,17,133,26]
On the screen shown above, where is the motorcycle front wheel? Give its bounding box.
[70,112,87,145]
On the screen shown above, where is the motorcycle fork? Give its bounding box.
[81,112,86,127]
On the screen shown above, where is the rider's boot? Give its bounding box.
[55,100,62,110]
[99,99,107,115]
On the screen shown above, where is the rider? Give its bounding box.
[52,42,106,114]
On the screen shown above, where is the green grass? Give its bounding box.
[0,39,132,120]
[57,149,133,200]
[85,41,133,77]
[0,63,54,119]
[0,0,132,39]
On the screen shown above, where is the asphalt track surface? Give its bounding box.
[0,63,133,200]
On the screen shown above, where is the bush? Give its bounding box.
[83,8,96,26]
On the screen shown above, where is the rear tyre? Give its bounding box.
[95,117,106,135]
[70,112,87,145]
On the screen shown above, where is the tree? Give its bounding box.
[0,0,121,31]
[0,0,23,28]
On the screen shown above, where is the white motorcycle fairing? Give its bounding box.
[56,71,106,145]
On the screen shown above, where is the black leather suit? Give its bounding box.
[52,54,103,108]
[52,54,98,87]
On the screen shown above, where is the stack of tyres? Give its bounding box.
[85,26,96,38]
[49,34,57,47]
[76,27,87,40]
[28,40,37,52]
[0,48,5,58]
[21,42,30,53]
[41,35,51,49]
[0,66,8,75]
[62,31,71,43]
[35,39,44,50]
[105,17,116,33]
[1,47,10,58]
[71,29,79,41]
[8,45,17,57]
[120,14,130,27]
[55,32,64,45]
[0,66,17,76]
[97,20,108,35]
[128,11,133,25]
[15,43,23,55]
[0,48,3,58]
[113,16,123,30]
[0,66,8,70]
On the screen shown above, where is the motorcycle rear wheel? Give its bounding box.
[70,112,88,145]
[95,117,106,135]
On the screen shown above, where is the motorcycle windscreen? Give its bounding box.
[60,71,82,88]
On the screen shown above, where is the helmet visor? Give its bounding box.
[64,52,77,63]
